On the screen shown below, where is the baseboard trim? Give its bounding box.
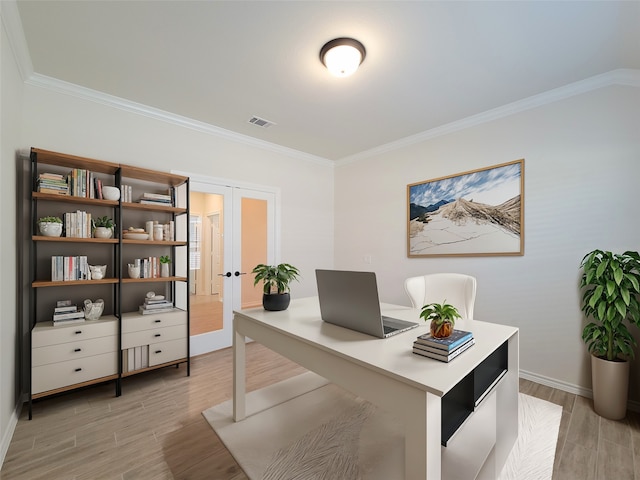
[0,399,22,469]
[519,369,640,413]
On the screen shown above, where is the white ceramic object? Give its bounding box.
[127,264,141,278]
[39,222,62,237]
[161,263,170,277]
[83,298,104,320]
[88,265,107,280]
[94,226,113,239]
[102,186,121,201]
[123,232,149,240]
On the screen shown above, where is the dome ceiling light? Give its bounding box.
[319,37,366,78]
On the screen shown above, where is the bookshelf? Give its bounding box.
[27,147,190,418]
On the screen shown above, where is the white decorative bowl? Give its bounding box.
[102,186,121,201]
[39,222,63,237]
[123,232,149,240]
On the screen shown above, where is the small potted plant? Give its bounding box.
[419,301,462,338]
[159,255,171,277]
[38,216,63,237]
[252,263,300,311]
[580,249,640,419]
[92,216,115,239]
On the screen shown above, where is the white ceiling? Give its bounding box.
[14,1,640,161]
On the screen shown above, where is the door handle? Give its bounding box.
[234,271,246,277]
[218,272,232,277]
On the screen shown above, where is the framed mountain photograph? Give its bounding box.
[407,159,524,257]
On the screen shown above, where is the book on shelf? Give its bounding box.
[52,255,89,281]
[53,309,84,321]
[141,300,173,310]
[413,338,475,362]
[414,329,473,351]
[53,317,86,326]
[54,304,78,313]
[138,306,175,315]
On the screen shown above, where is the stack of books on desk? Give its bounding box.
[412,329,474,362]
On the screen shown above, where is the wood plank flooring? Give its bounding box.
[1,344,638,479]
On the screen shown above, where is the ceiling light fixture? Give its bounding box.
[319,37,366,78]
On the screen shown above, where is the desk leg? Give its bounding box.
[233,321,246,421]
[404,391,441,480]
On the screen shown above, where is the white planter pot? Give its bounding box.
[39,222,62,237]
[94,227,113,239]
[160,263,170,278]
[591,354,629,420]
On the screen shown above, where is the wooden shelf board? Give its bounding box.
[121,202,186,213]
[32,192,119,206]
[122,276,187,283]
[33,279,119,288]
[32,148,120,174]
[33,235,118,244]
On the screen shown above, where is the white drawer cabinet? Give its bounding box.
[31,318,118,395]
[149,338,188,366]
[121,310,188,369]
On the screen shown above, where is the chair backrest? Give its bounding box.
[404,273,477,320]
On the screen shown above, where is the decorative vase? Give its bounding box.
[39,222,62,237]
[430,319,453,338]
[102,186,120,201]
[94,227,113,239]
[160,263,170,278]
[83,298,104,320]
[591,354,629,420]
[263,293,290,311]
[128,264,140,279]
[88,265,107,280]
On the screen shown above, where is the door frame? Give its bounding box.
[175,171,280,356]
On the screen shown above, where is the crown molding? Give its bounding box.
[336,68,640,166]
[25,74,333,167]
[1,0,33,80]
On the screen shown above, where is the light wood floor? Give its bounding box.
[1,344,638,480]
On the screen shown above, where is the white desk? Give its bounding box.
[233,297,519,480]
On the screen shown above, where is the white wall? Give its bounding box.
[334,85,640,400]
[20,83,335,298]
[0,3,25,465]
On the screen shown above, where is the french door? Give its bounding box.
[187,176,277,355]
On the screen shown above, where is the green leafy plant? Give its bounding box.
[160,255,171,264]
[92,216,115,230]
[580,249,640,361]
[38,216,62,224]
[252,263,300,294]
[419,301,462,336]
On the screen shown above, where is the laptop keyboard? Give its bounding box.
[383,325,397,334]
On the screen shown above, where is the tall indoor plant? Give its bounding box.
[252,263,300,311]
[580,249,640,419]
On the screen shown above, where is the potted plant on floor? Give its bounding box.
[252,263,300,311]
[419,301,461,338]
[580,249,640,420]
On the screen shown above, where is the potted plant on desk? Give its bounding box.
[580,249,640,419]
[419,301,461,338]
[92,216,115,239]
[252,263,300,311]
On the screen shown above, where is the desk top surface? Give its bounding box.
[234,296,518,396]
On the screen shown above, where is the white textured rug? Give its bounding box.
[203,372,561,480]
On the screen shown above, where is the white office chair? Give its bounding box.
[404,273,477,320]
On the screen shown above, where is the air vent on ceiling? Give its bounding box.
[248,116,276,128]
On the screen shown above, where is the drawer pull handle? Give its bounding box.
[155,350,162,354]
[75,331,82,334]
[75,368,82,372]
[74,348,82,352]
[154,334,161,337]
[154,319,161,323]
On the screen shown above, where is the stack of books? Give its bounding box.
[53,300,85,326]
[139,192,173,206]
[37,172,69,195]
[412,329,474,362]
[138,295,174,315]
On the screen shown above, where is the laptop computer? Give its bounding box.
[315,269,419,338]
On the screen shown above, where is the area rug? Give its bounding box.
[203,372,561,480]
